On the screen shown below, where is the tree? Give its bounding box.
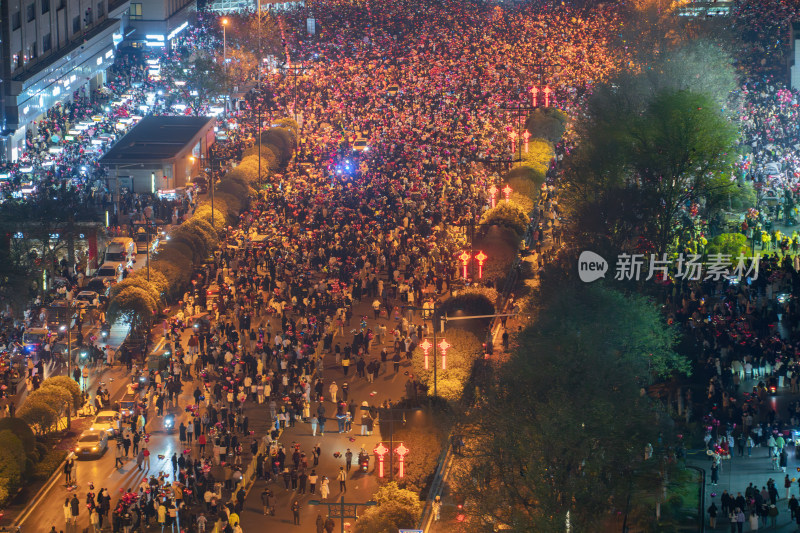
[18,397,59,435]
[354,482,422,533]
[107,286,158,333]
[564,89,737,255]
[40,376,82,411]
[706,233,749,258]
[454,283,687,531]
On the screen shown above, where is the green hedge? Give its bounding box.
[412,328,483,402]
[479,203,530,237]
[525,107,568,145]
[32,447,67,482]
[0,430,25,505]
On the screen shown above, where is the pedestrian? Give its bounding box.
[786,474,793,500]
[309,470,318,494]
[64,456,74,485]
[316,514,325,533]
[337,467,346,492]
[292,500,301,525]
[310,415,318,436]
[433,495,442,521]
[260,487,273,515]
[734,507,745,533]
[324,516,335,533]
[707,500,718,529]
[345,449,353,472]
[320,476,330,500]
[114,443,124,469]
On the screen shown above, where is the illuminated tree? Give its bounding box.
[354,482,422,533]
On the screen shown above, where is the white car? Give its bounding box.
[90,410,120,437]
[75,291,100,309]
[94,263,123,286]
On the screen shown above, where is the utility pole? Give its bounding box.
[309,496,376,533]
[500,100,537,164]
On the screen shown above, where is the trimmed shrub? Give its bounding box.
[32,448,67,481]
[107,286,158,331]
[0,418,35,452]
[194,203,227,233]
[509,192,534,214]
[29,387,72,417]
[151,260,191,300]
[0,430,25,504]
[412,329,483,401]
[18,397,59,435]
[706,233,748,258]
[479,202,530,237]
[506,166,546,197]
[525,107,568,144]
[109,275,161,309]
[170,226,209,262]
[473,225,520,285]
[40,376,82,411]
[520,138,555,176]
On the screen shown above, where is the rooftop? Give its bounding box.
[99,116,215,164]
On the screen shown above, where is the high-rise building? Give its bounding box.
[0,0,130,161]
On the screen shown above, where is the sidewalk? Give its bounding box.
[688,446,800,532]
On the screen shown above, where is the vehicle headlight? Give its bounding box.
[91,446,98,451]
[75,447,81,452]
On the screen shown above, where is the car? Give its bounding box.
[353,137,369,152]
[387,84,399,96]
[22,327,50,355]
[94,263,124,287]
[134,231,157,254]
[75,291,100,309]
[90,411,120,437]
[74,429,109,458]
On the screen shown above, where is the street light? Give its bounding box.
[503,184,512,203]
[458,251,471,279]
[529,86,539,107]
[475,250,487,279]
[222,18,229,116]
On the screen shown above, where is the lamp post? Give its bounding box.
[474,251,487,279]
[419,338,432,370]
[543,86,552,107]
[373,442,389,478]
[222,18,229,116]
[488,184,498,208]
[458,251,470,280]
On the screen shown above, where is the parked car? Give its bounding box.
[75,291,100,309]
[74,429,109,459]
[94,263,124,287]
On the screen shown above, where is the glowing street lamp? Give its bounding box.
[459,251,471,279]
[523,130,530,153]
[488,184,498,208]
[529,86,539,107]
[503,184,512,203]
[438,339,451,370]
[475,251,487,279]
[374,443,389,478]
[543,86,552,107]
[507,129,518,154]
[395,443,409,478]
[419,338,432,370]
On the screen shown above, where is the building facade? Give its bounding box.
[0,0,132,161]
[125,0,196,50]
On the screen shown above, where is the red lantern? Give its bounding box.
[374,443,389,478]
[419,339,432,370]
[395,442,409,478]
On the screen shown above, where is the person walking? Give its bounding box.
[114,443,124,469]
[292,500,301,525]
[707,500,718,529]
[329,382,338,404]
[309,470,318,494]
[345,449,353,472]
[70,494,80,525]
[64,456,74,485]
[734,507,745,533]
[261,487,273,515]
[324,516,336,533]
[320,476,330,500]
[337,467,347,493]
[316,514,325,533]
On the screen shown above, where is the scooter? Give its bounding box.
[358,451,370,473]
[164,414,175,434]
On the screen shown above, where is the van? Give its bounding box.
[119,384,146,420]
[104,237,136,268]
[22,327,51,354]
